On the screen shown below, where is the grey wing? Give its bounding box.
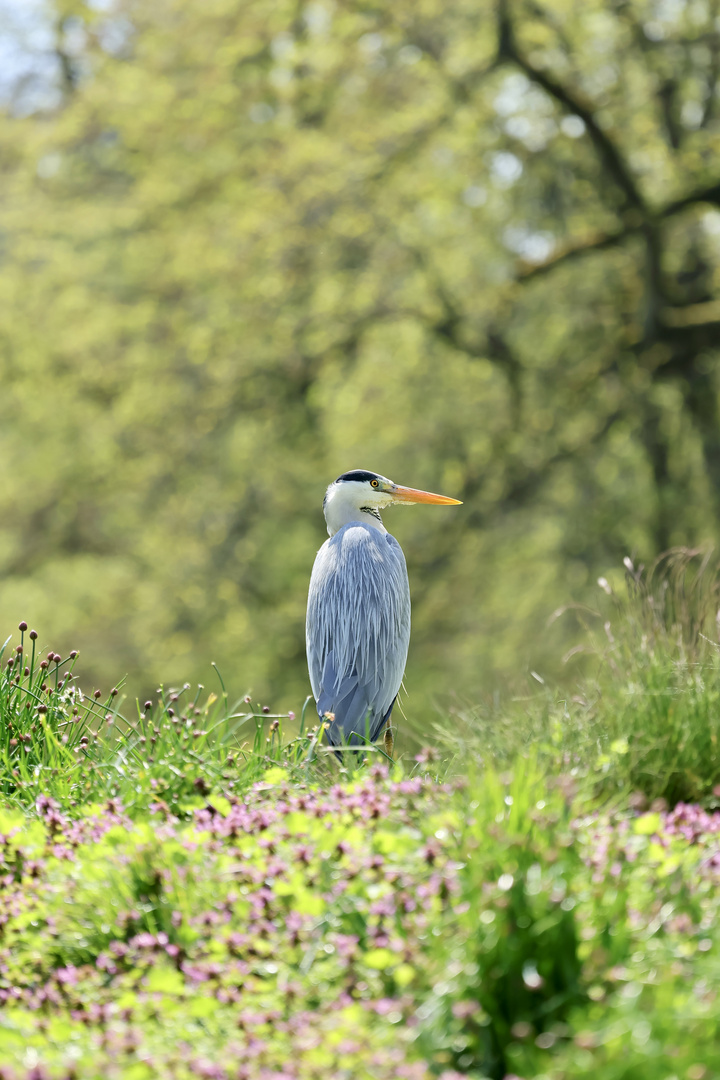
[306,526,410,746]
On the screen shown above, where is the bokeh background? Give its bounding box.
[2,0,720,732]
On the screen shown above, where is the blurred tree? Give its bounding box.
[1,0,720,734]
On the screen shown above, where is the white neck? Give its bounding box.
[323,482,388,537]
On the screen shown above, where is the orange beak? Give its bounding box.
[389,484,463,506]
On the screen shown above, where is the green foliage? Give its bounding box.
[509,805,720,1080]
[441,551,720,805]
[539,955,720,1080]
[3,1,720,730]
[0,625,117,804]
[586,648,720,805]
[582,551,720,803]
[416,758,585,1078]
[0,622,368,812]
[0,722,716,1079]
[0,611,718,1077]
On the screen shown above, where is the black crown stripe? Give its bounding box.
[335,470,382,484]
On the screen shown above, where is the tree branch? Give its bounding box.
[516,225,642,281]
[663,180,720,218]
[497,0,647,214]
[55,18,78,95]
[516,181,720,283]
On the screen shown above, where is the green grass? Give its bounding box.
[0,631,391,814]
[440,550,720,806]
[0,551,718,1079]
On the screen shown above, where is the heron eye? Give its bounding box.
[371,480,379,488]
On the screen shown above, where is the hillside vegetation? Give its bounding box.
[0,557,718,1079]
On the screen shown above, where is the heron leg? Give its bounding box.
[384,720,394,759]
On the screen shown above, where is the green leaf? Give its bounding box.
[121,1066,154,1080]
[206,795,231,817]
[394,963,415,987]
[363,948,396,970]
[145,966,185,995]
[634,813,661,835]
[188,996,217,1018]
[262,767,287,785]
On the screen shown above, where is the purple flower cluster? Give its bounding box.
[0,764,716,1079]
[649,802,720,875]
[0,767,459,1078]
[663,801,720,841]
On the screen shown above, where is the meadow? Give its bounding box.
[0,554,718,1080]
[1,4,720,1076]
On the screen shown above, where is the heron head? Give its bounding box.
[322,469,462,535]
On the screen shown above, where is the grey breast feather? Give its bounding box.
[306,523,411,745]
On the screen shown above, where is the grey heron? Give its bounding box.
[306,469,462,755]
